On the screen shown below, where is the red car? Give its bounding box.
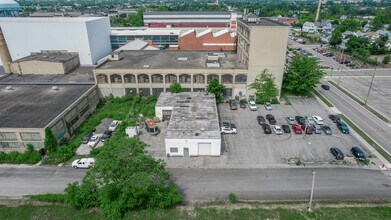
[336,57,346,62]
[318,49,326,53]
[291,124,302,134]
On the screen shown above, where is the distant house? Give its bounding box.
[320,34,331,43]
[302,21,316,33]
[363,23,372,32]
[354,31,367,38]
[314,21,333,33]
[342,31,355,39]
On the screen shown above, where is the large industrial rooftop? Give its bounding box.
[238,18,287,27]
[144,11,243,15]
[97,51,246,70]
[0,17,105,23]
[157,92,220,139]
[14,52,79,63]
[0,83,94,128]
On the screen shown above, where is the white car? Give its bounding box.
[264,102,272,110]
[221,126,237,134]
[248,101,257,111]
[312,115,324,125]
[109,120,121,131]
[306,116,315,125]
[286,116,295,125]
[88,135,100,147]
[72,158,95,169]
[272,125,283,135]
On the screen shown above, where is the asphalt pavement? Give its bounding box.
[316,82,391,156]
[1,166,391,202]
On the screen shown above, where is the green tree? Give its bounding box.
[169,82,183,93]
[372,9,391,31]
[282,55,326,96]
[383,55,391,65]
[249,70,278,104]
[207,79,225,104]
[330,30,342,46]
[44,127,58,152]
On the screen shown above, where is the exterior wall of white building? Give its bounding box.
[165,138,221,157]
[0,17,111,65]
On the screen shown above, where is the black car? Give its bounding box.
[323,52,334,57]
[266,114,276,125]
[229,100,238,110]
[329,114,341,123]
[101,130,113,142]
[81,132,93,144]
[239,100,247,108]
[321,125,333,135]
[351,147,367,161]
[337,121,349,134]
[262,124,272,134]
[301,124,314,134]
[330,147,344,160]
[321,84,330,90]
[257,115,266,125]
[281,125,291,133]
[295,116,306,125]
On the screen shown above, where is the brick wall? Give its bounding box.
[179,31,236,51]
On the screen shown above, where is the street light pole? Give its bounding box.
[364,59,377,106]
[337,48,344,86]
[308,171,316,212]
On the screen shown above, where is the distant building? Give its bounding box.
[156,92,221,157]
[0,0,19,17]
[270,16,298,25]
[0,17,111,66]
[29,12,82,17]
[143,11,243,30]
[314,21,333,33]
[302,21,316,33]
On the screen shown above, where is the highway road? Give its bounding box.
[1,166,391,201]
[316,82,391,156]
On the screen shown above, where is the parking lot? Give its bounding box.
[141,97,381,169]
[76,118,113,155]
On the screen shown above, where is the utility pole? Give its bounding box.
[364,59,377,106]
[315,0,322,22]
[337,47,344,86]
[308,171,316,212]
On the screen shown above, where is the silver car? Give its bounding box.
[312,124,322,134]
[286,116,296,125]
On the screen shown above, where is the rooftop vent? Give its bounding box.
[143,64,151,68]
[207,55,219,61]
[195,133,200,136]
[177,57,188,61]
[206,62,220,68]
[5,86,13,91]
[52,86,59,91]
[187,97,192,99]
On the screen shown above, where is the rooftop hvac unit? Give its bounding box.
[206,62,221,68]
[207,55,219,61]
[5,86,13,90]
[52,86,59,91]
[109,52,122,61]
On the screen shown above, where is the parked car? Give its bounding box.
[264,102,272,110]
[321,84,330,90]
[282,125,291,133]
[257,115,266,125]
[272,125,283,135]
[286,116,296,125]
[248,101,257,111]
[221,122,236,129]
[239,100,247,108]
[346,63,356,68]
[88,134,100,147]
[266,114,276,125]
[101,130,112,142]
[351,147,367,161]
[323,52,333,57]
[321,125,332,135]
[329,114,341,123]
[330,147,344,160]
[291,124,302,134]
[262,124,272,134]
[337,121,350,134]
[82,132,93,144]
[301,124,314,134]
[221,126,237,134]
[336,57,346,63]
[312,115,324,125]
[109,120,121,131]
[312,124,322,134]
[229,100,238,110]
[295,116,306,125]
[305,116,315,125]
[318,49,326,53]
[72,158,95,169]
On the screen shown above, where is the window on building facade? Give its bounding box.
[193,88,205,92]
[124,74,136,83]
[235,74,247,84]
[139,88,151,96]
[193,74,205,84]
[138,74,150,83]
[151,74,163,83]
[0,142,19,148]
[222,74,233,84]
[125,88,137,95]
[152,88,164,96]
[96,74,108,84]
[179,74,191,83]
[223,88,233,98]
[170,147,178,153]
[165,74,177,83]
[24,142,43,148]
[0,132,17,140]
[20,132,42,141]
[110,74,122,84]
[207,74,219,83]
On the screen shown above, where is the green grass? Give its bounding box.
[312,89,334,107]
[328,81,390,123]
[340,115,391,163]
[1,205,391,220]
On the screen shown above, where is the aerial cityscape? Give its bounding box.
[0,0,390,219]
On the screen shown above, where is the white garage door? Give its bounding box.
[198,143,212,155]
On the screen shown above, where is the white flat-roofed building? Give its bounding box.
[0,17,111,65]
[156,92,221,157]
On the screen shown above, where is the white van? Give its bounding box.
[72,158,95,169]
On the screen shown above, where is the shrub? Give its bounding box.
[0,148,41,164]
[26,193,66,203]
[383,55,390,64]
[44,127,58,152]
[228,193,238,203]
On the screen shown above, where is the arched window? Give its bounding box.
[207,74,219,83]
[110,74,122,84]
[124,74,136,83]
[96,74,108,84]
[222,74,233,84]
[138,74,150,83]
[151,74,163,83]
[193,74,205,84]
[179,74,191,84]
[235,74,247,84]
[165,74,177,83]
